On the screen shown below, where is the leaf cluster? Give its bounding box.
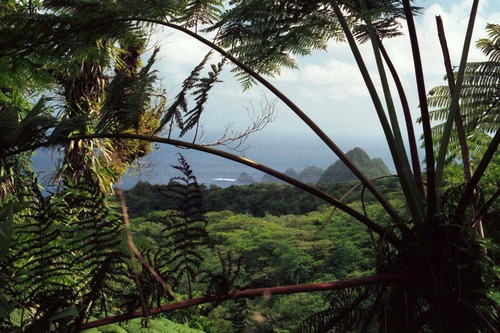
[0,173,128,331]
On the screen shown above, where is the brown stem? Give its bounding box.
[116,17,402,226]
[0,14,403,225]
[80,274,406,329]
[116,185,150,319]
[436,17,473,182]
[116,185,177,299]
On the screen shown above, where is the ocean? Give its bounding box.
[32,132,396,190]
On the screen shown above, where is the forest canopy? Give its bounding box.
[0,1,499,332]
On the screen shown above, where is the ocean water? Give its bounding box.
[32,132,396,190]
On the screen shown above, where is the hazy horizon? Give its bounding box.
[33,131,406,189]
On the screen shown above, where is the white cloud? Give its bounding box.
[146,0,499,142]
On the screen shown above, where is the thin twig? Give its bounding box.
[116,184,177,299]
[116,184,150,320]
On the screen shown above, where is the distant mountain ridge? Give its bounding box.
[319,147,391,182]
[239,147,391,185]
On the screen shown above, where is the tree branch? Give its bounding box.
[113,16,403,226]
[1,132,402,248]
[80,274,406,329]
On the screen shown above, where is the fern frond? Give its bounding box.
[476,23,500,62]
[157,51,213,133]
[296,287,371,333]
[98,48,159,133]
[209,0,343,88]
[62,175,128,323]
[155,154,209,298]
[4,176,76,331]
[181,58,225,137]
[174,0,223,30]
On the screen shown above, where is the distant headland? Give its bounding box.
[235,147,391,185]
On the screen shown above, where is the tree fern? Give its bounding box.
[201,250,242,297]
[2,176,77,331]
[157,154,209,299]
[296,287,371,333]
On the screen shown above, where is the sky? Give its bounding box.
[136,0,500,177]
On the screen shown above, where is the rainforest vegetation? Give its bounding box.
[0,0,499,332]
[123,178,401,218]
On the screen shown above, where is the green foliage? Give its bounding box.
[125,202,379,332]
[204,207,374,289]
[175,0,223,31]
[82,317,205,333]
[0,1,498,331]
[124,179,401,218]
[427,23,500,162]
[157,155,209,298]
[158,51,226,138]
[0,173,130,332]
[98,49,160,134]
[296,287,371,333]
[209,0,343,88]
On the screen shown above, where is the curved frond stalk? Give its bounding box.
[328,1,419,226]
[4,132,402,249]
[435,0,480,189]
[400,0,437,220]
[358,2,425,231]
[3,12,401,226]
[110,16,403,226]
